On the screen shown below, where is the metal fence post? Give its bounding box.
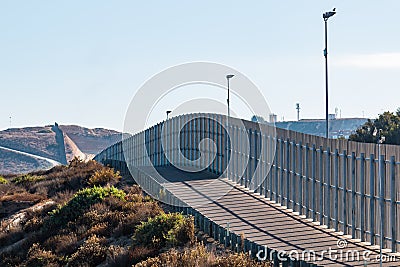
[274,136,279,202]
[298,141,303,215]
[305,144,309,218]
[280,139,284,204]
[263,133,268,197]
[390,156,397,252]
[286,139,291,207]
[351,152,356,239]
[312,144,316,221]
[319,146,324,224]
[343,150,348,235]
[262,133,267,195]
[292,141,296,211]
[369,154,375,245]
[360,153,365,242]
[269,134,273,199]
[256,130,261,193]
[379,154,385,251]
[210,117,215,173]
[247,129,252,189]
[200,117,204,169]
[240,127,245,186]
[189,117,193,164]
[326,147,331,229]
[232,125,239,183]
[334,149,339,231]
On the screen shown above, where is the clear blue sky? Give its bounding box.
[1,1,399,131]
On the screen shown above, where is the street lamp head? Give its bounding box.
[323,8,336,20]
[166,110,172,120]
[226,74,235,79]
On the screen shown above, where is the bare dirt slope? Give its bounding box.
[63,134,87,162]
[59,125,121,155]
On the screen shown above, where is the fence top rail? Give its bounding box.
[95,112,400,163]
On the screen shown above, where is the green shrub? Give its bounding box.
[0,176,8,184]
[88,167,121,186]
[47,186,126,228]
[133,212,194,249]
[11,174,45,185]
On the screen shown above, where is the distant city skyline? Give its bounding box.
[1,1,399,131]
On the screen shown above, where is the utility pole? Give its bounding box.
[296,103,300,121]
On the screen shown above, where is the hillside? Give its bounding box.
[0,124,121,174]
[0,160,269,267]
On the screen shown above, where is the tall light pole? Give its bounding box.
[166,110,172,120]
[226,74,234,119]
[323,8,336,139]
[226,74,234,179]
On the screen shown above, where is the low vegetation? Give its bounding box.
[350,108,400,144]
[135,243,270,267]
[11,174,46,185]
[0,159,270,266]
[88,167,121,186]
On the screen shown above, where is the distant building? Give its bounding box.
[275,118,367,139]
[269,114,277,123]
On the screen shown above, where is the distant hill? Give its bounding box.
[0,124,121,174]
